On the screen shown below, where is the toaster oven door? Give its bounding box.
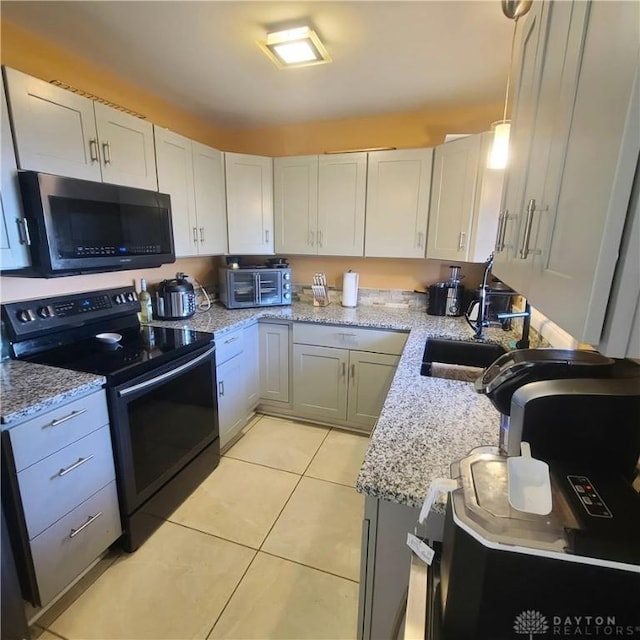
[255,271,282,305]
[228,271,258,307]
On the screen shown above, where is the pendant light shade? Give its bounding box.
[488,120,511,169]
[488,0,533,168]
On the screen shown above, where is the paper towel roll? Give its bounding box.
[342,271,359,308]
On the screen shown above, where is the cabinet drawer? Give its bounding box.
[216,328,244,365]
[18,425,116,540]
[9,390,109,473]
[292,323,407,355]
[31,480,121,607]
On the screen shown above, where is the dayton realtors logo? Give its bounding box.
[513,610,640,638]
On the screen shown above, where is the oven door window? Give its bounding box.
[257,272,281,304]
[112,350,217,510]
[229,272,256,305]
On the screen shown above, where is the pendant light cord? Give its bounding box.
[502,16,521,123]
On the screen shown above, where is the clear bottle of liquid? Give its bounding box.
[138,278,153,323]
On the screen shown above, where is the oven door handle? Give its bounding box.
[118,345,216,397]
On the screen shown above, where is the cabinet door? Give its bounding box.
[154,127,197,257]
[259,323,290,404]
[1,79,30,270]
[3,67,101,181]
[192,141,227,255]
[426,135,480,261]
[527,0,638,344]
[217,353,246,449]
[317,153,367,256]
[347,352,399,431]
[365,148,433,258]
[93,102,157,190]
[226,152,274,255]
[244,323,260,416]
[274,155,318,255]
[292,344,348,421]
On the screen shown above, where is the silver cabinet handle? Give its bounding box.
[69,512,103,538]
[494,211,506,252]
[102,141,112,165]
[318,230,323,247]
[224,336,239,344]
[309,230,315,246]
[342,362,346,377]
[89,138,99,163]
[519,199,546,259]
[199,227,205,243]
[265,229,270,244]
[417,231,425,248]
[16,218,32,245]
[193,227,198,243]
[218,381,224,397]
[58,455,94,477]
[351,363,356,381]
[458,231,466,250]
[47,408,87,428]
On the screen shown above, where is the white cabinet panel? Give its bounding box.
[155,127,197,257]
[94,102,157,190]
[226,152,273,255]
[365,148,433,258]
[192,141,227,255]
[293,344,348,421]
[317,153,367,256]
[274,155,318,255]
[244,323,260,415]
[4,67,100,181]
[217,352,246,449]
[259,322,290,404]
[1,78,30,269]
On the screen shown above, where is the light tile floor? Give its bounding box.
[33,415,369,640]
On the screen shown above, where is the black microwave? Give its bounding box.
[13,171,175,277]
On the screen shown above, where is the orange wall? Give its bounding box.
[0,18,499,302]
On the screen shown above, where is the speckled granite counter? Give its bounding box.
[152,301,511,509]
[1,360,105,427]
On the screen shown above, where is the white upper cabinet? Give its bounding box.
[93,102,157,190]
[155,127,226,257]
[365,148,433,258]
[4,67,157,190]
[226,152,274,255]
[1,78,30,270]
[427,132,503,263]
[493,0,639,348]
[317,152,367,256]
[274,155,318,255]
[192,141,227,256]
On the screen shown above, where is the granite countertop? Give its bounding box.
[1,300,510,507]
[1,360,105,427]
[151,301,511,509]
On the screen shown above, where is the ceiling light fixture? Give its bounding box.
[258,26,331,69]
[487,0,533,169]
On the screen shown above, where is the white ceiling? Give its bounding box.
[1,0,514,130]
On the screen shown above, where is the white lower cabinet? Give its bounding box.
[259,322,290,405]
[291,324,405,432]
[215,327,247,449]
[2,389,121,607]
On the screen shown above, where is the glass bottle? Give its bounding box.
[138,278,153,323]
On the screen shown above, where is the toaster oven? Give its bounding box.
[219,267,292,309]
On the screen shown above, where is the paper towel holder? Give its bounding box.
[342,270,359,308]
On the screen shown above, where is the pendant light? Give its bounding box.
[488,0,533,169]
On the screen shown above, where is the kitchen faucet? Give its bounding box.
[472,253,531,348]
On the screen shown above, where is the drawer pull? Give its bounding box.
[57,455,94,477]
[224,336,240,344]
[69,512,103,538]
[48,408,88,428]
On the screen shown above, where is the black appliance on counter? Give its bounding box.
[155,272,196,320]
[465,279,516,329]
[1,287,219,553]
[13,171,175,277]
[427,266,465,317]
[219,266,292,309]
[413,349,640,640]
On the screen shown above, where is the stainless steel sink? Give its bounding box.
[420,338,507,377]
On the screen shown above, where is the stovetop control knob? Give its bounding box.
[37,305,54,319]
[126,292,136,302]
[17,308,36,323]
[113,294,123,304]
